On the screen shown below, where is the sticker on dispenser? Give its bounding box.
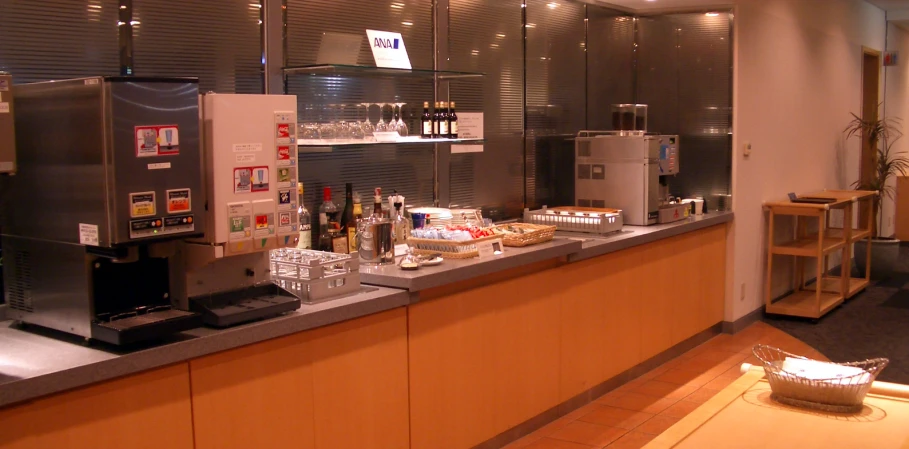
[236,153,256,164]
[254,213,275,238]
[79,223,100,246]
[277,167,294,188]
[166,189,191,214]
[250,166,269,192]
[279,212,292,226]
[233,143,263,153]
[278,189,293,210]
[234,167,252,194]
[276,123,292,139]
[134,125,179,157]
[229,216,251,241]
[277,145,291,166]
[129,191,156,218]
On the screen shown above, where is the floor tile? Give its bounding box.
[701,374,741,391]
[659,400,702,419]
[652,369,715,388]
[682,388,721,404]
[578,405,654,430]
[535,414,582,438]
[635,415,681,435]
[629,380,698,401]
[548,421,627,447]
[595,391,678,414]
[506,434,544,448]
[522,437,598,449]
[604,431,656,449]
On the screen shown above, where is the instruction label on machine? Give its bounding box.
[166,189,191,214]
[135,125,179,157]
[228,202,252,242]
[129,192,156,218]
[79,223,100,246]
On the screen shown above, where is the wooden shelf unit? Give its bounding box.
[764,193,860,320]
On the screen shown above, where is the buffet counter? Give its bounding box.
[0,212,732,449]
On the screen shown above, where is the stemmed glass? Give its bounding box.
[394,103,409,137]
[375,103,390,132]
[360,102,376,140]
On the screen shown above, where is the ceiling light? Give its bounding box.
[706,12,719,16]
[391,2,404,9]
[496,33,506,38]
[402,21,413,26]
[548,2,558,8]
[249,3,261,8]
[525,23,536,28]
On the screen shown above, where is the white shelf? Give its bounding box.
[297,137,484,152]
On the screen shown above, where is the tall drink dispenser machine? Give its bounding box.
[1,77,206,344]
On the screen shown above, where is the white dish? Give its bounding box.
[420,257,444,267]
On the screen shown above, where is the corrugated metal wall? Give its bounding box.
[286,0,436,212]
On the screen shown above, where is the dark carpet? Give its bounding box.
[764,247,909,384]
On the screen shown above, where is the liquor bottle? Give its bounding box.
[421,102,432,138]
[439,101,450,138]
[296,183,312,249]
[340,183,357,254]
[449,101,459,139]
[318,187,341,252]
[392,191,409,244]
[350,191,363,253]
[372,187,384,218]
[432,102,441,138]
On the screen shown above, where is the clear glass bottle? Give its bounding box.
[296,183,312,249]
[392,193,409,244]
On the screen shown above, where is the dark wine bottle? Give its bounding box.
[421,102,432,138]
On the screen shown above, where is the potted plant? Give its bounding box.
[846,111,908,279]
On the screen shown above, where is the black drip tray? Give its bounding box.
[191,284,301,328]
[92,309,202,345]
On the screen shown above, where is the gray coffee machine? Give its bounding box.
[1,77,206,344]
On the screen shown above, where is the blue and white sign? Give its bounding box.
[366,29,412,70]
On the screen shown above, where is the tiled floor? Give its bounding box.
[504,322,827,449]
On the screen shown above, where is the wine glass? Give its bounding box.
[375,103,389,133]
[394,103,409,137]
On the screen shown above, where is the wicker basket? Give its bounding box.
[407,234,498,259]
[492,223,557,247]
[752,345,889,413]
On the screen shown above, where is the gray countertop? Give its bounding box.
[359,238,583,292]
[0,285,409,408]
[0,212,732,408]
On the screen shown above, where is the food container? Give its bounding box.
[407,234,498,259]
[269,248,360,304]
[357,217,395,265]
[523,206,623,235]
[492,223,556,247]
[752,345,889,413]
[611,104,636,131]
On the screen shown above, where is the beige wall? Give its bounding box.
[728,0,887,321]
[883,23,909,238]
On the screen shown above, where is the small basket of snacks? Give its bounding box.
[491,223,557,247]
[752,344,889,413]
[408,226,496,259]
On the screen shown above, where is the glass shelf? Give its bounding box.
[297,137,485,152]
[282,64,485,80]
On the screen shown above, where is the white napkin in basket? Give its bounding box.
[780,357,871,385]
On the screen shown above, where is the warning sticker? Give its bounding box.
[129,192,156,218]
[166,189,191,214]
[135,125,179,157]
[234,168,252,193]
[251,166,269,192]
[278,189,293,210]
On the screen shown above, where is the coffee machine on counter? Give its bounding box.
[575,104,685,226]
[1,78,304,344]
[1,77,207,344]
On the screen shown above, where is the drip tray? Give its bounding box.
[92,309,202,346]
[191,284,301,328]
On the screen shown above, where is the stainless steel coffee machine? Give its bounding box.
[574,132,680,226]
[1,77,206,344]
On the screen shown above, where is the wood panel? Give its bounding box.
[309,307,410,449]
[408,265,562,449]
[190,308,409,449]
[0,364,194,449]
[896,177,909,241]
[700,225,728,330]
[670,231,706,346]
[640,236,677,360]
[558,245,645,401]
[190,329,316,449]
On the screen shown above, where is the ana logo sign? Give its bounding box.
[366,29,412,69]
[374,38,400,49]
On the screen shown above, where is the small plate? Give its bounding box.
[420,257,444,267]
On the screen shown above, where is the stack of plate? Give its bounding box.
[449,208,484,226]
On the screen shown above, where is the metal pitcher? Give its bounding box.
[357,217,395,265]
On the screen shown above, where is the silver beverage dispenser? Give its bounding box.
[1,77,206,344]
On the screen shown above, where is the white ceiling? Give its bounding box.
[598,0,908,14]
[865,0,909,12]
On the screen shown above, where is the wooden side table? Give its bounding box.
[762,196,852,319]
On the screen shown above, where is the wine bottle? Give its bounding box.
[340,183,356,254]
[296,183,312,249]
[432,102,440,138]
[450,101,459,139]
[318,187,337,252]
[421,102,432,138]
[439,101,450,138]
[372,187,384,218]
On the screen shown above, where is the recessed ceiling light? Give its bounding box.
[496,33,506,38]
[402,21,413,26]
[548,2,558,9]
[706,12,720,16]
